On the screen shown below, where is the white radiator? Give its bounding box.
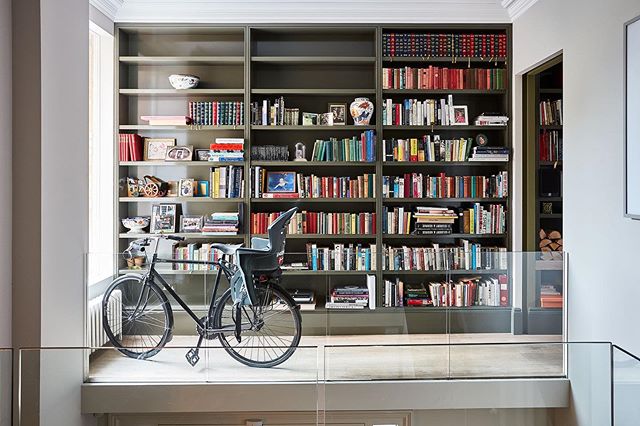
[88,290,121,353]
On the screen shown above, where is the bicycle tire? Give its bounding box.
[102,274,173,360]
[213,283,302,368]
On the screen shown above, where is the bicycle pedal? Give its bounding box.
[186,348,200,367]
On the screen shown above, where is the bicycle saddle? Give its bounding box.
[210,243,243,255]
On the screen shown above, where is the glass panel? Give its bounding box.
[0,349,10,426]
[613,346,640,426]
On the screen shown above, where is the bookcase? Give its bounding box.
[115,24,513,335]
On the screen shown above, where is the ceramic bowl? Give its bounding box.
[168,74,200,90]
[122,217,150,234]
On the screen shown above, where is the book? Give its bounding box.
[539,130,562,162]
[118,133,143,162]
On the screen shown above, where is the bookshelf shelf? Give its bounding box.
[251,161,375,167]
[119,125,245,131]
[119,56,245,65]
[115,23,513,335]
[539,88,562,94]
[383,125,507,131]
[382,306,512,312]
[251,56,376,64]
[382,56,507,63]
[120,161,245,167]
[251,125,375,131]
[539,160,562,166]
[383,89,506,95]
[540,125,562,131]
[119,88,245,96]
[539,213,562,219]
[119,197,245,203]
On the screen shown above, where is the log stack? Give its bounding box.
[539,229,563,260]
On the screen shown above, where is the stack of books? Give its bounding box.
[414,207,457,235]
[474,113,509,126]
[326,286,369,310]
[202,212,240,235]
[287,289,316,311]
[209,138,244,162]
[140,115,192,126]
[469,146,509,161]
[540,285,562,308]
[404,283,430,306]
[118,133,143,161]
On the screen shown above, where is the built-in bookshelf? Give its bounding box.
[115,24,512,334]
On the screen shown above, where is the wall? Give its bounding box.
[0,0,10,349]
[513,0,640,354]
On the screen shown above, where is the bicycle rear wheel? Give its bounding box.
[213,283,301,368]
[102,275,173,360]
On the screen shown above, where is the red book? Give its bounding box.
[210,143,244,151]
[499,274,509,306]
[261,193,299,198]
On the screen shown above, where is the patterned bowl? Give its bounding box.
[168,74,200,90]
[122,217,150,234]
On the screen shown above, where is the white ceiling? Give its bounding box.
[91,0,538,23]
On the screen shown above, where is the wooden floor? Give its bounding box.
[89,334,563,383]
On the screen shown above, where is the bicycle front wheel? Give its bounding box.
[213,283,302,368]
[102,274,173,360]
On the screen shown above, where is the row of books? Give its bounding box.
[539,131,562,162]
[382,33,507,58]
[210,166,244,199]
[383,136,473,162]
[382,96,459,126]
[250,145,290,161]
[250,211,376,235]
[381,172,509,199]
[209,138,244,162]
[459,204,506,235]
[202,212,240,235]
[469,146,509,162]
[118,133,143,162]
[250,97,298,126]
[188,101,244,126]
[310,131,376,162]
[172,243,228,271]
[383,242,508,271]
[327,285,370,310]
[383,276,508,307]
[539,99,562,126]
[382,66,507,90]
[306,243,377,271]
[251,167,376,199]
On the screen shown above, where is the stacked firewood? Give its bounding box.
[539,229,563,260]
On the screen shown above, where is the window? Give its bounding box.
[88,22,114,285]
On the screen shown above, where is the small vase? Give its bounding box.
[350,97,374,126]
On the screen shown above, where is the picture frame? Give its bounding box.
[319,112,334,126]
[144,138,176,161]
[180,215,204,233]
[302,112,318,126]
[452,106,469,126]
[475,133,489,146]
[196,180,209,197]
[167,180,179,197]
[624,15,640,218]
[179,178,195,197]
[328,103,346,125]
[165,145,194,161]
[265,171,296,193]
[150,204,177,234]
[195,149,212,161]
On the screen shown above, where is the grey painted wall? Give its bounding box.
[0,0,11,349]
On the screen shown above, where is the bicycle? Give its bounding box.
[101,207,302,368]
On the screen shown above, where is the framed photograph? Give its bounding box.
[179,178,195,197]
[475,133,489,146]
[150,204,177,234]
[625,15,640,218]
[180,215,204,233]
[319,112,334,126]
[328,103,346,125]
[196,180,209,197]
[195,149,212,161]
[265,171,296,193]
[302,112,318,126]
[452,105,469,126]
[165,145,193,161]
[144,138,176,161]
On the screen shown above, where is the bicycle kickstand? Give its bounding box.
[186,335,204,367]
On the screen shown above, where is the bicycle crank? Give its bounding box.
[196,316,217,340]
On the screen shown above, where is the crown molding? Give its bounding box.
[90,0,124,21]
[501,0,538,20]
[114,0,511,23]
